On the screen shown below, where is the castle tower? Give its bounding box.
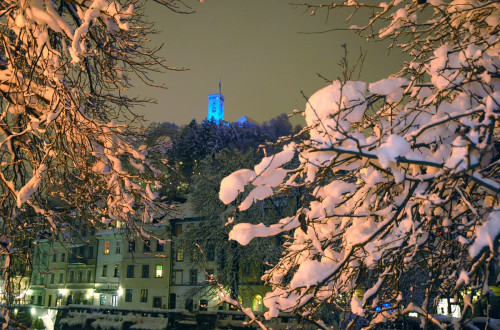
[207,79,224,122]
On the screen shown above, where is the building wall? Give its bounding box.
[94,228,124,307]
[113,223,171,309]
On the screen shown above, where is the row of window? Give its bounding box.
[42,269,93,285]
[42,246,95,265]
[123,289,162,307]
[171,269,210,285]
[103,240,165,255]
[101,264,120,278]
[173,244,215,262]
[51,252,66,263]
[125,265,163,278]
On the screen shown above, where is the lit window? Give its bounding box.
[175,224,182,236]
[140,289,148,303]
[176,248,184,262]
[100,295,106,306]
[104,242,110,255]
[155,265,163,278]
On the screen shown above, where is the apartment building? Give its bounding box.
[169,203,220,312]
[44,240,69,308]
[94,228,124,307]
[120,223,171,309]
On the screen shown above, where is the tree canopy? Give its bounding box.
[220,0,499,328]
[0,0,192,307]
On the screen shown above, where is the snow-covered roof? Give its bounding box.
[234,115,260,126]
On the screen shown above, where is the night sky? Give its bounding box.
[133,0,406,126]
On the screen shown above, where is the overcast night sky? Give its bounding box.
[134,0,406,126]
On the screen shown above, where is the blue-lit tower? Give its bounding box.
[207,79,224,122]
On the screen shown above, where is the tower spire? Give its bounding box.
[219,77,222,95]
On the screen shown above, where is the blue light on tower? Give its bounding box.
[207,79,224,122]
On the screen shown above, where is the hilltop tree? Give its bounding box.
[148,114,297,201]
[220,0,499,328]
[0,0,193,309]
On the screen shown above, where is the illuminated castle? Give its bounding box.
[207,80,224,122]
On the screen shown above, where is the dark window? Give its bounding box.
[88,246,94,258]
[172,270,183,285]
[61,253,66,262]
[128,241,135,252]
[114,265,120,277]
[69,271,74,283]
[153,297,162,308]
[52,253,57,262]
[50,273,55,284]
[78,246,85,258]
[207,243,215,261]
[169,293,176,309]
[200,299,208,311]
[87,270,92,282]
[102,265,108,277]
[189,269,197,285]
[242,262,251,276]
[125,289,133,302]
[116,241,121,254]
[37,296,42,306]
[127,265,134,278]
[140,289,148,303]
[58,272,64,283]
[142,265,149,278]
[77,271,83,283]
[185,298,193,312]
[156,240,164,252]
[143,240,150,252]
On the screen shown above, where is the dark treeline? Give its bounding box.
[147,114,300,202]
